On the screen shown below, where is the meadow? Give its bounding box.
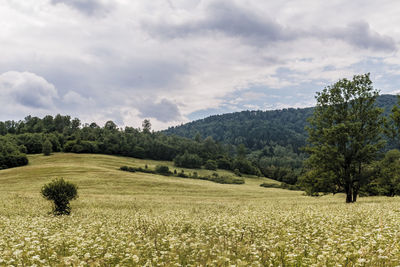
[0,153,400,266]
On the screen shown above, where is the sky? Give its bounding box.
[1,0,400,130]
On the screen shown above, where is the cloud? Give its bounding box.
[1,1,400,129]
[144,2,396,52]
[144,1,296,46]
[0,71,58,109]
[50,0,110,16]
[63,90,94,106]
[328,22,397,52]
[137,99,182,123]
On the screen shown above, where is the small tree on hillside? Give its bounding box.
[42,139,52,156]
[301,73,385,203]
[41,178,78,215]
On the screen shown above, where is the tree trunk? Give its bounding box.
[345,185,353,203]
[352,189,358,202]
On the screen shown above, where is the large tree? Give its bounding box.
[302,73,385,203]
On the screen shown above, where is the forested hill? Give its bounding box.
[164,94,398,153]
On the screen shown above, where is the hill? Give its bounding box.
[164,94,398,152]
[1,153,400,265]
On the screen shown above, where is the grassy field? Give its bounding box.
[0,153,400,266]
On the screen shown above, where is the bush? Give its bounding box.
[42,139,52,156]
[41,178,78,215]
[209,175,244,184]
[155,165,172,175]
[259,182,282,189]
[260,182,302,191]
[234,168,241,177]
[177,170,188,178]
[204,160,217,170]
[232,159,260,175]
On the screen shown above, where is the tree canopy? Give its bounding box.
[301,73,385,202]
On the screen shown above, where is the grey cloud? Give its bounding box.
[144,1,296,46]
[0,71,58,109]
[329,22,397,52]
[137,99,182,123]
[50,0,110,16]
[144,2,396,52]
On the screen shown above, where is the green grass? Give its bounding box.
[1,153,400,266]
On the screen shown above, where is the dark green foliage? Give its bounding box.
[174,152,203,168]
[41,178,78,215]
[120,166,136,172]
[386,95,400,148]
[177,170,188,178]
[155,165,172,175]
[301,74,385,202]
[119,165,244,184]
[42,139,52,156]
[234,168,241,177]
[260,182,302,191]
[206,175,244,184]
[232,159,260,175]
[204,160,217,170]
[0,136,28,170]
[361,150,400,197]
[216,157,231,170]
[63,140,98,153]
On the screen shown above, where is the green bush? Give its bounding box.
[41,178,78,215]
[177,170,188,178]
[234,168,241,177]
[204,160,217,170]
[259,182,281,189]
[42,139,52,156]
[155,165,172,175]
[260,182,302,191]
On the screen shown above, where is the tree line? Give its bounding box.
[0,116,260,176]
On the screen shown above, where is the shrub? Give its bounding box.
[260,182,302,191]
[42,139,52,156]
[259,182,281,189]
[177,170,188,178]
[41,178,78,215]
[234,168,241,177]
[155,165,172,175]
[204,160,217,170]
[232,159,260,175]
[209,175,244,184]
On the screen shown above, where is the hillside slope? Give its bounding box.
[164,94,398,152]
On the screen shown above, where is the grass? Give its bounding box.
[1,153,400,266]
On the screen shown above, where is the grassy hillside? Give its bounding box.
[1,153,400,265]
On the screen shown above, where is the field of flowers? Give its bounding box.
[1,153,400,266]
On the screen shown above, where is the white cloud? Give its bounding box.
[0,71,58,119]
